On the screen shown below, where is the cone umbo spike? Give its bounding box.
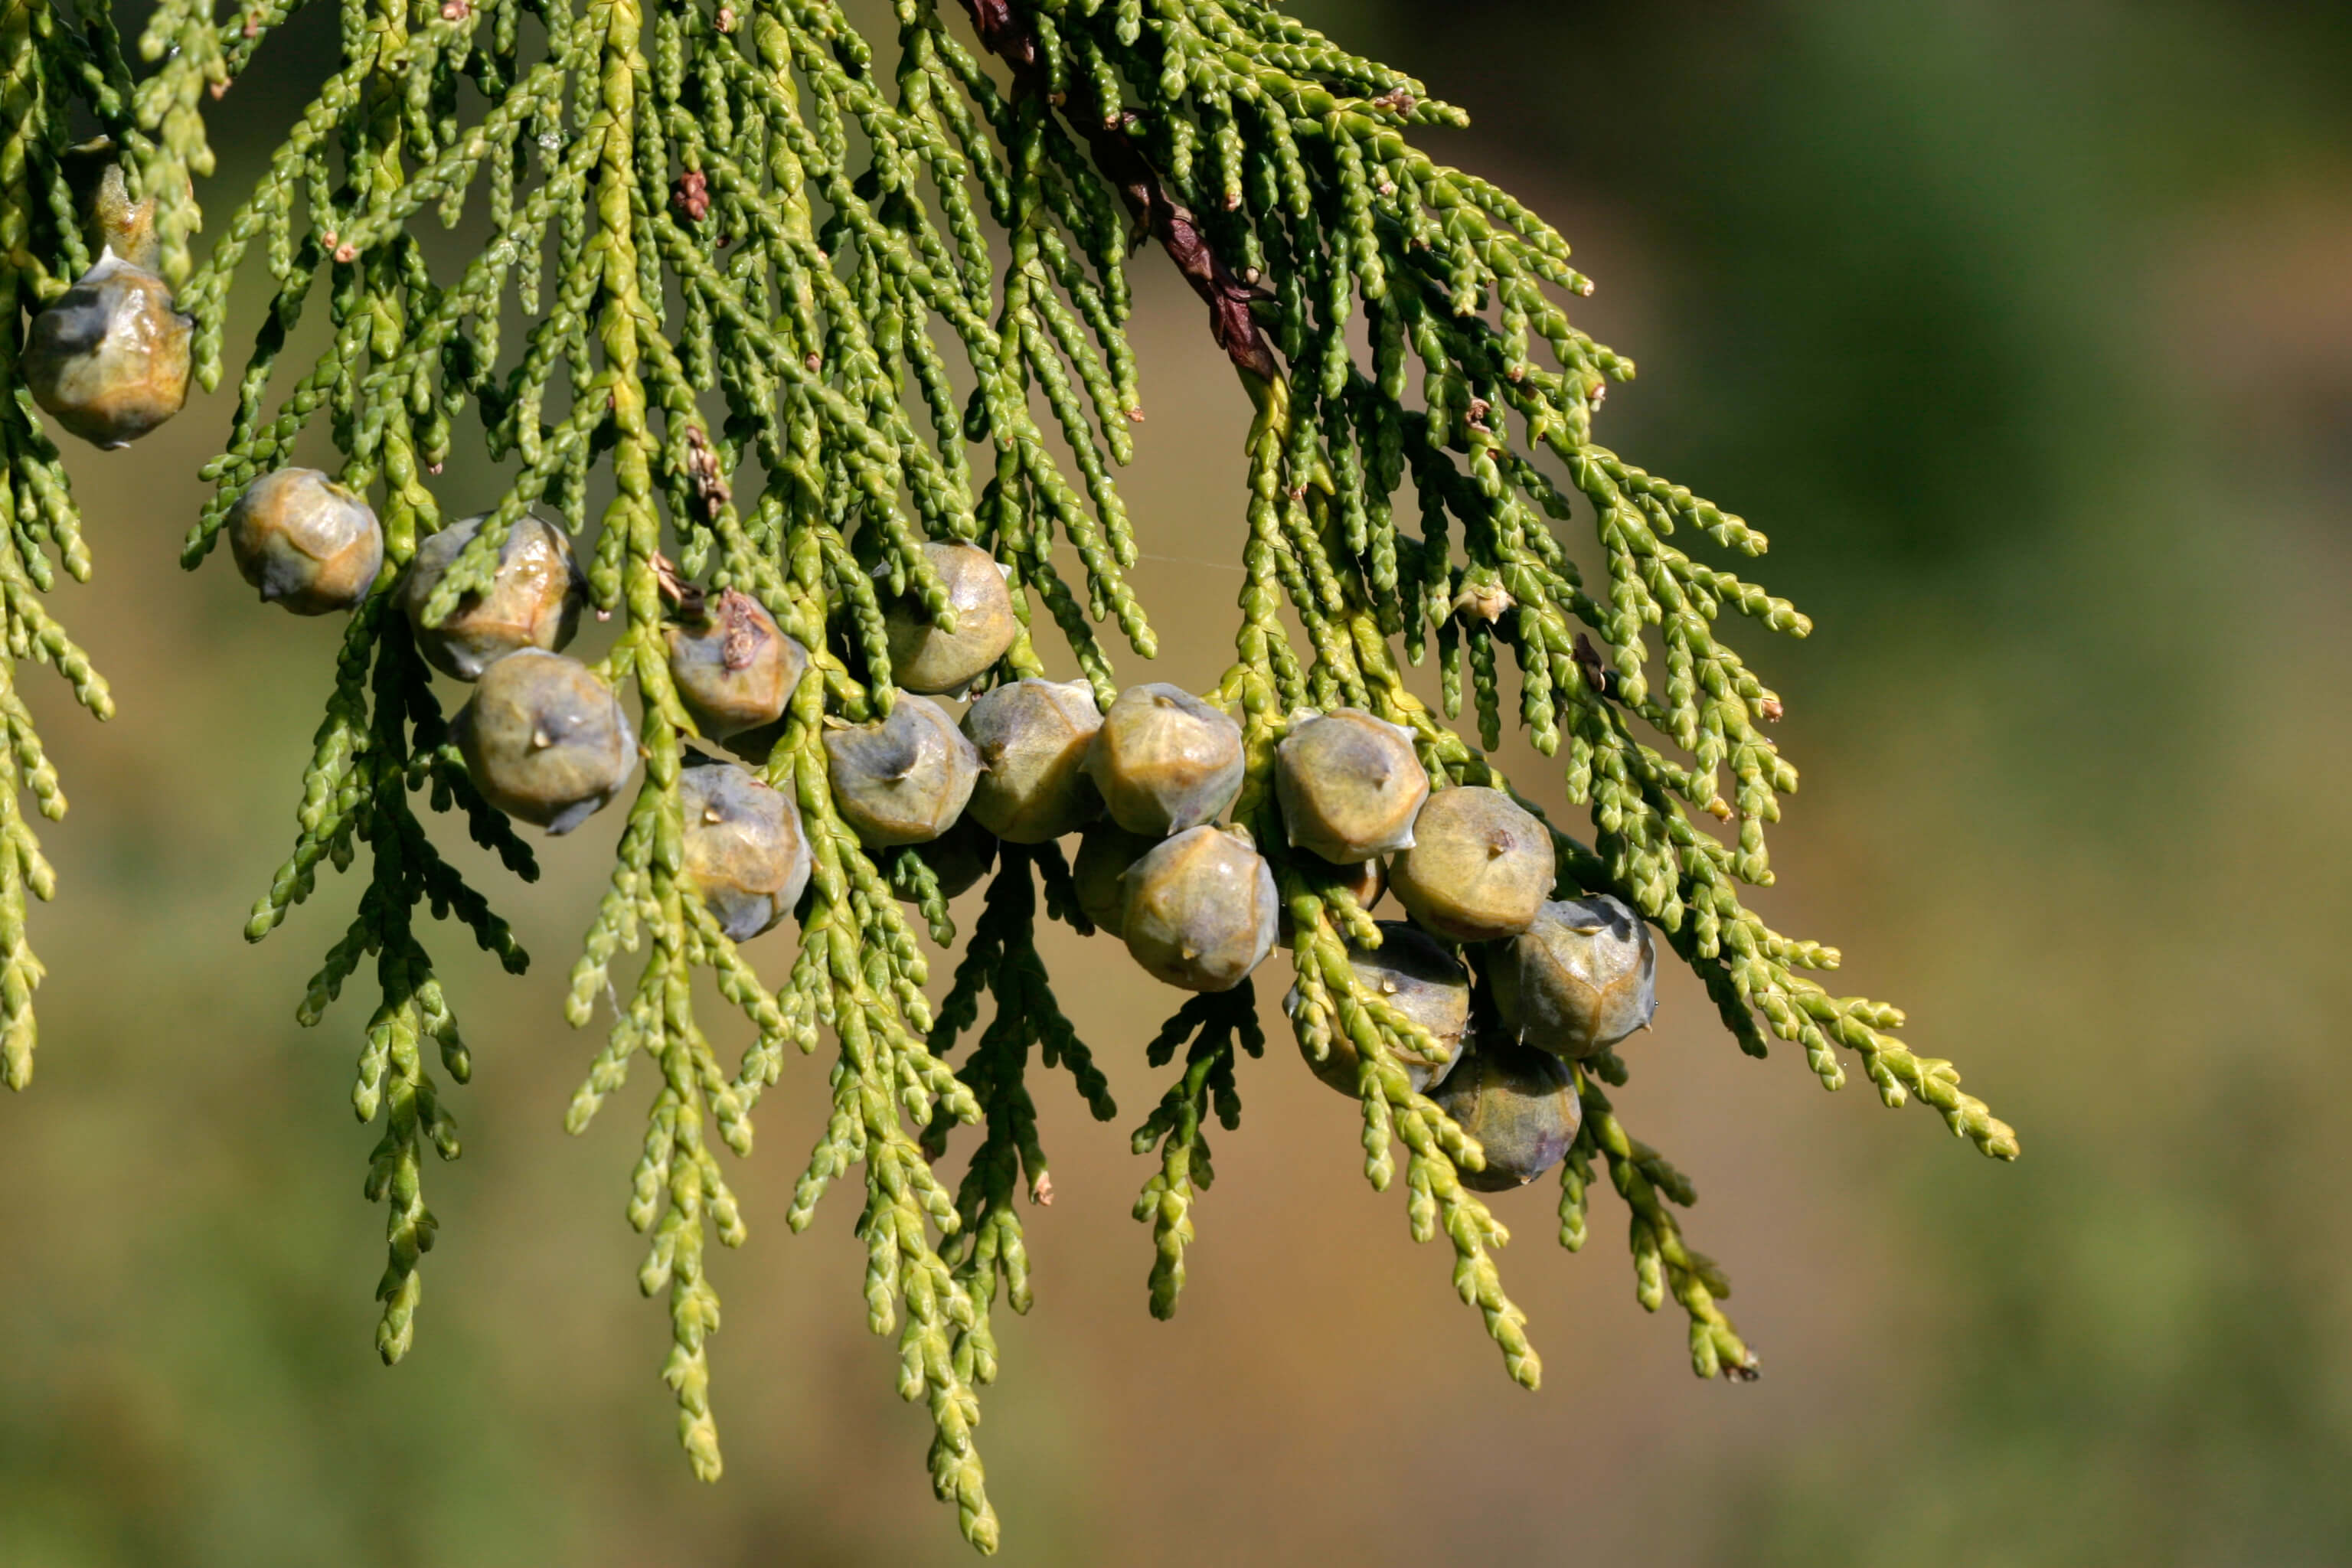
[1429,1034,1585,1193]
[23,253,191,449]
[225,469,384,615]
[1121,825,1278,992]
[1290,922,1469,1095]
[962,679,1102,843]
[1085,684,1244,837]
[680,758,812,942]
[454,651,637,835]
[885,541,1018,694]
[400,514,588,681]
[1491,896,1658,1059]
[1276,709,1429,864]
[668,590,808,740]
[1389,787,1557,943]
[822,692,982,848]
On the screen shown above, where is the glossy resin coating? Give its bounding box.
[1084,684,1243,837]
[1275,709,1429,864]
[456,651,638,835]
[962,679,1102,842]
[668,590,808,739]
[822,692,981,847]
[1291,922,1470,1096]
[400,513,589,681]
[1491,895,1657,1058]
[1388,786,1555,942]
[681,759,812,941]
[1122,825,1278,993]
[24,254,191,449]
[1429,1034,1584,1193]
[885,541,1018,694]
[226,469,384,615]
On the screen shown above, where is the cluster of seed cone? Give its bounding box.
[215,480,817,942]
[26,158,1659,1202]
[193,456,1666,1197]
[198,487,1670,1194]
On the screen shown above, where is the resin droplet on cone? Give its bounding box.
[23,253,191,449]
[681,759,812,942]
[1491,895,1657,1058]
[1121,825,1276,993]
[1084,684,1243,837]
[1429,1033,1584,1192]
[455,651,637,835]
[1388,786,1554,942]
[226,469,384,615]
[1275,708,1429,864]
[668,589,807,739]
[1291,922,1469,1096]
[962,678,1102,843]
[400,513,588,681]
[885,541,1018,694]
[822,692,980,847]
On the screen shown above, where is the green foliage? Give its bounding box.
[0,0,2020,1551]
[0,0,131,1090]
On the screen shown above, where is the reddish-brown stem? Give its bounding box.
[957,0,1279,381]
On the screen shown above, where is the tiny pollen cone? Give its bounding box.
[1452,577,1517,623]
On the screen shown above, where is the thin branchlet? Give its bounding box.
[87,0,2017,1553]
[0,0,132,1091]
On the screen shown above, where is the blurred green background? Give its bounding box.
[6,0,2350,1563]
